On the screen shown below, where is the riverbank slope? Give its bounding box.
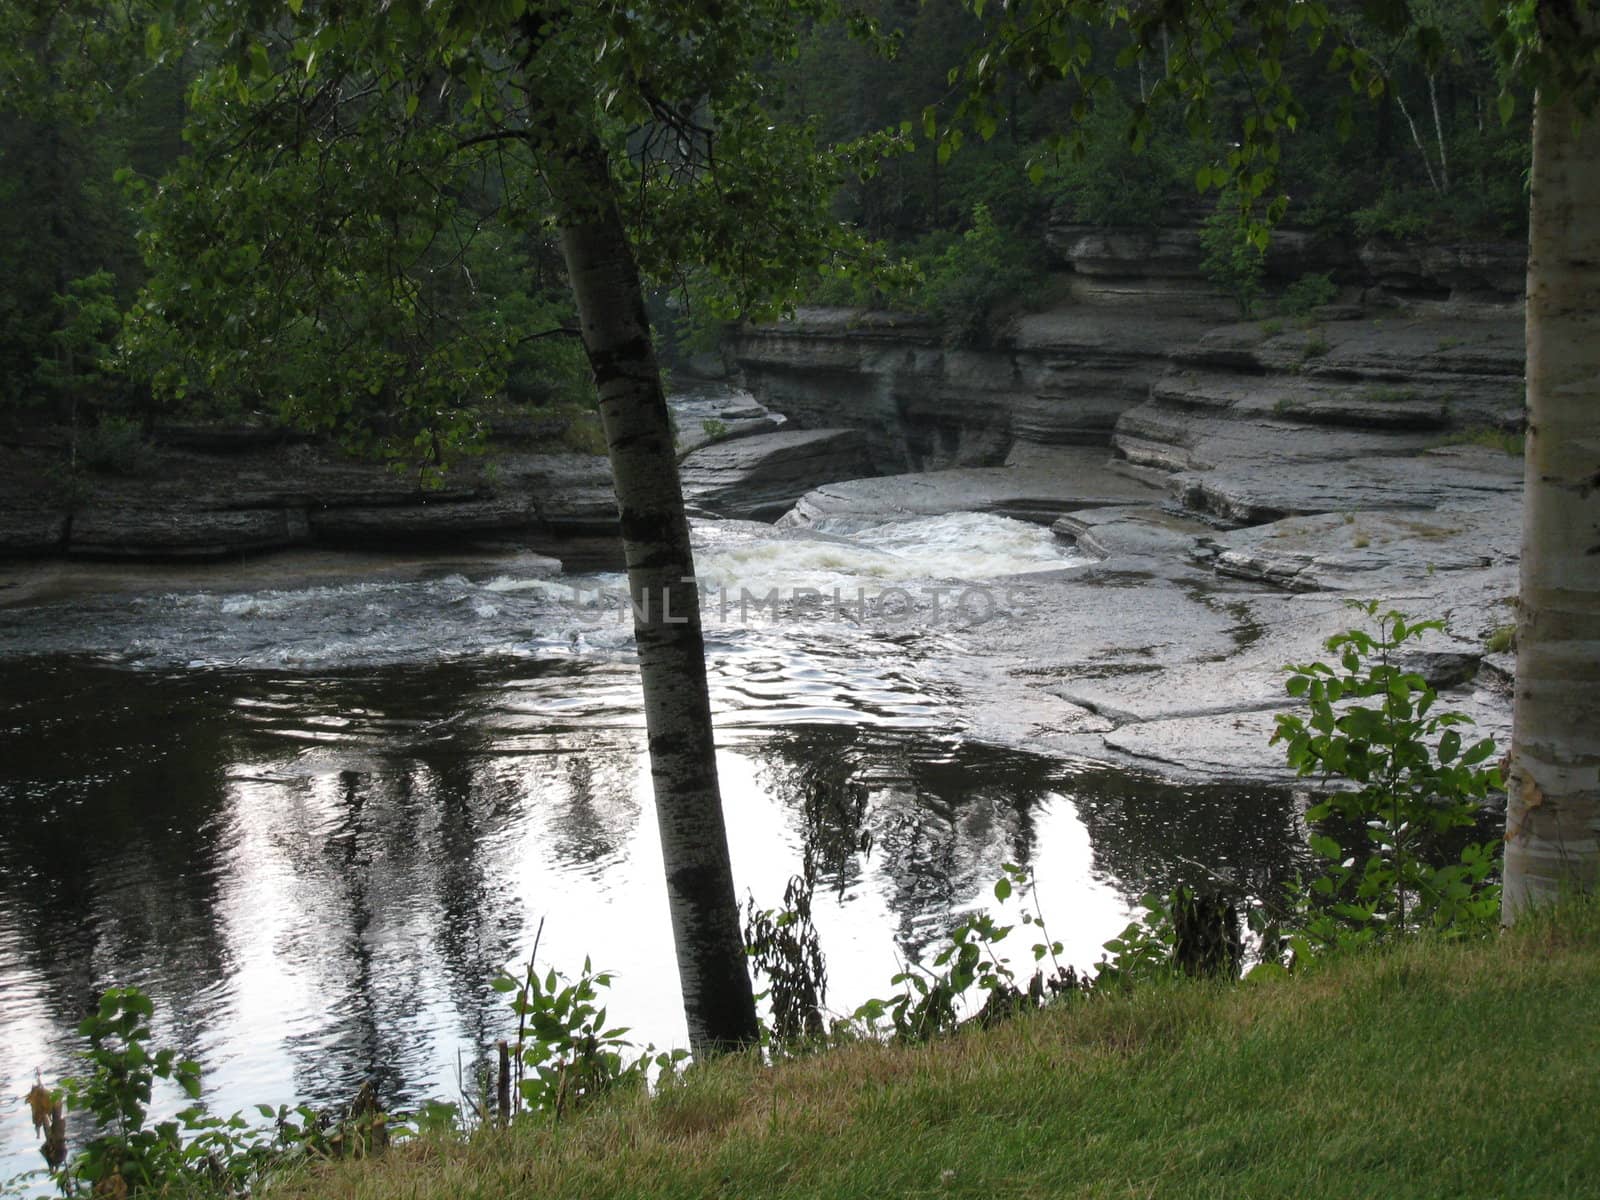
[271,904,1600,1200]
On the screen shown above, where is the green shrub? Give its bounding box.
[1269,602,1503,955]
[78,414,155,475]
[1048,96,1203,228]
[1199,196,1265,318]
[1352,187,1435,240]
[1279,271,1338,317]
[492,953,684,1122]
[913,203,1046,345]
[852,863,1083,1040]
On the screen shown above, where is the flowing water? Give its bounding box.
[0,511,1305,1186]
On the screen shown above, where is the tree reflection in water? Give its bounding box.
[0,657,1307,1181]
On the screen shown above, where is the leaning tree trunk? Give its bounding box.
[1502,80,1600,919]
[553,140,759,1050]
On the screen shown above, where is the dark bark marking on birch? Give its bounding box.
[618,509,678,546]
[606,432,672,456]
[589,338,655,386]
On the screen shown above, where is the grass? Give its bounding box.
[1441,426,1526,457]
[1486,623,1517,654]
[270,904,1600,1200]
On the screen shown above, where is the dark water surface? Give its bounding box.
[0,516,1308,1184]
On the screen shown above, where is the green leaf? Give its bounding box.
[1309,833,1343,860]
[994,877,1012,902]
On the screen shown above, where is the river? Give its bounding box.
[0,509,1307,1187]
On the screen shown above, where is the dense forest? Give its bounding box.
[0,1,1529,472]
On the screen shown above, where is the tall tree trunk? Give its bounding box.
[553,140,760,1050]
[1503,82,1600,918]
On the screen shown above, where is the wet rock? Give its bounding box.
[679,429,877,520]
[778,447,1165,529]
[1051,506,1212,561]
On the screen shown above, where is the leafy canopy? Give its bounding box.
[107,0,913,469]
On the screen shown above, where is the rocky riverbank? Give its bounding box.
[715,221,1525,784]
[0,220,1528,787]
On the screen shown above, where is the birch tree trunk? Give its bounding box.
[553,140,760,1050]
[1502,82,1600,918]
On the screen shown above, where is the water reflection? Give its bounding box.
[0,657,1305,1184]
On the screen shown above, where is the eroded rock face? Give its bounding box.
[679,428,876,520]
[1115,315,1525,484]
[0,391,805,564]
[1045,216,1524,307]
[1357,240,1527,301]
[727,306,1219,475]
[70,507,312,558]
[0,439,563,562]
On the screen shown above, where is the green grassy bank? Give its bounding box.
[275,907,1600,1200]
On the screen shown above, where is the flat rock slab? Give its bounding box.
[1202,496,1521,590]
[1172,445,1523,526]
[937,557,1516,785]
[679,428,877,520]
[1052,505,1214,561]
[1104,680,1514,784]
[1116,405,1448,475]
[779,449,1165,528]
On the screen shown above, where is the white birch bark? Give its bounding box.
[554,141,759,1048]
[1503,84,1600,917]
